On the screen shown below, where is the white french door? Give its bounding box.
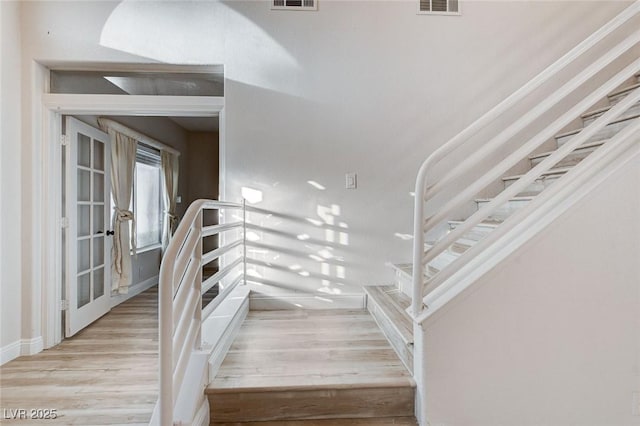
[64,117,112,337]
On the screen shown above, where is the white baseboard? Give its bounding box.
[111,275,158,308]
[249,292,367,310]
[1,336,44,366]
[0,340,21,365]
[21,336,44,355]
[207,296,249,381]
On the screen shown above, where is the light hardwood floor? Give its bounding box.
[0,287,158,425]
[208,309,416,424]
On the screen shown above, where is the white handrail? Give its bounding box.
[422,85,640,297]
[410,5,640,424]
[416,116,640,324]
[158,199,245,426]
[410,0,640,318]
[421,61,640,270]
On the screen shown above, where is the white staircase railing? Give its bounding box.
[411,0,640,320]
[410,2,640,423]
[158,199,246,425]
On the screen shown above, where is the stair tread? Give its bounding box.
[211,417,419,426]
[364,285,413,346]
[582,87,640,118]
[608,81,640,99]
[556,113,640,139]
[529,140,605,160]
[449,219,503,228]
[209,310,413,392]
[475,196,534,202]
[502,166,572,182]
[207,376,416,393]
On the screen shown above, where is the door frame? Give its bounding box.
[34,62,225,348]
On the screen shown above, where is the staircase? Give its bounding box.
[157,6,639,425]
[364,71,640,386]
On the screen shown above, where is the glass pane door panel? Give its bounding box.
[93,268,105,299]
[93,206,104,234]
[77,272,91,308]
[77,170,91,202]
[77,133,91,167]
[78,205,91,237]
[93,237,104,267]
[93,173,104,202]
[77,239,91,272]
[93,140,104,171]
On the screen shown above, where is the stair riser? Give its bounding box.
[428,250,458,272]
[503,174,561,196]
[393,268,413,298]
[609,83,640,105]
[582,100,640,126]
[529,146,596,168]
[448,224,494,243]
[367,298,414,374]
[556,115,638,147]
[209,386,415,423]
[475,199,530,222]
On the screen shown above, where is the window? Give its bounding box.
[272,0,317,11]
[418,0,460,15]
[133,145,164,249]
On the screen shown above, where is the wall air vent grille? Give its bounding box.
[272,0,317,11]
[419,0,460,15]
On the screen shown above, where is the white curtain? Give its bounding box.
[107,128,138,295]
[161,150,179,249]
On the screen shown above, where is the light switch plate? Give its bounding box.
[346,172,357,189]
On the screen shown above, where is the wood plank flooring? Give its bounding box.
[208,309,416,423]
[0,287,158,425]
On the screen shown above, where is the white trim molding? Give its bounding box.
[0,336,45,366]
[21,336,44,356]
[42,94,224,117]
[0,341,22,365]
[110,276,159,308]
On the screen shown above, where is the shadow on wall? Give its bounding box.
[98,0,299,92]
[231,194,360,308]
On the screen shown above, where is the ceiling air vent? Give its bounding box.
[272,0,317,11]
[419,0,460,15]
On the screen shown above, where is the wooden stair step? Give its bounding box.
[581,98,640,126]
[208,383,415,423]
[608,81,640,104]
[528,139,604,168]
[364,285,414,374]
[448,221,501,246]
[475,196,533,221]
[502,167,571,183]
[501,167,570,196]
[212,416,418,425]
[555,113,639,147]
[208,310,414,423]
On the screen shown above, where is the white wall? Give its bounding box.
[218,0,635,305]
[422,154,640,425]
[186,132,219,254]
[0,0,23,362]
[13,0,635,345]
